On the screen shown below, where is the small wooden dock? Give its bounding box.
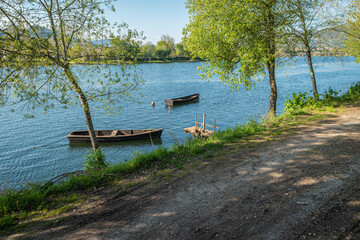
[184,114,220,138]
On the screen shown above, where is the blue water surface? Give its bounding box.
[1,56,359,188]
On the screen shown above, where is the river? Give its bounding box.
[1,56,359,189]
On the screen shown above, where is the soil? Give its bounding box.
[3,105,360,240]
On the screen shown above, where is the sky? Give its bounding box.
[105,0,189,44]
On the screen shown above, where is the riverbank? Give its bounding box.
[71,58,203,65]
[1,83,360,238]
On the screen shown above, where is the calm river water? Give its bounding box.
[1,57,359,189]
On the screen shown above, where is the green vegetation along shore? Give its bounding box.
[1,82,360,232]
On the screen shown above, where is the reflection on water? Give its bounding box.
[165,102,199,109]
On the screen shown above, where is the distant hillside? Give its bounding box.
[92,39,110,46]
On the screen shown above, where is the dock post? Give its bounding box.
[203,114,206,133]
[184,113,219,138]
[195,114,198,131]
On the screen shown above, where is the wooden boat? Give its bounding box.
[67,129,163,143]
[165,93,200,106]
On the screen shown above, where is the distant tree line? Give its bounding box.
[67,34,193,63]
[138,34,193,62]
[68,29,343,65]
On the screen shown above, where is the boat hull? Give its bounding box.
[67,129,163,143]
[165,93,200,106]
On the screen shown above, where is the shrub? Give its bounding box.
[284,92,317,111]
[285,82,360,113]
[83,149,107,172]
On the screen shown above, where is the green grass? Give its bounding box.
[1,81,360,231]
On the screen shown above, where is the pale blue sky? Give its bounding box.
[105,0,189,44]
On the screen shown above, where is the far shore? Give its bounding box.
[69,52,348,66]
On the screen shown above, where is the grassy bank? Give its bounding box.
[1,82,360,231]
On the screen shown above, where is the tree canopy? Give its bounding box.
[0,0,144,154]
[155,40,172,59]
[184,0,290,115]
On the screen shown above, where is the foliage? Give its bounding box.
[0,2,144,115]
[183,0,291,115]
[102,23,145,62]
[284,92,319,111]
[185,0,263,88]
[284,81,360,113]
[154,41,172,59]
[151,35,177,60]
[160,34,176,57]
[0,0,144,152]
[344,0,360,62]
[83,149,108,172]
[176,42,191,58]
[138,38,191,62]
[140,42,156,61]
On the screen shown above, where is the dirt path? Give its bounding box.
[6,107,360,239]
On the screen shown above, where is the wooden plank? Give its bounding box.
[110,130,118,136]
[205,123,220,129]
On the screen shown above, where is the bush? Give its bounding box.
[340,82,360,100]
[284,82,360,113]
[284,92,317,111]
[83,149,107,172]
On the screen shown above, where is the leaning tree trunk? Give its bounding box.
[305,45,318,99]
[63,66,99,151]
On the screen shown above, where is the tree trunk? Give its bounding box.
[63,66,99,151]
[265,2,277,117]
[305,45,318,99]
[267,60,277,117]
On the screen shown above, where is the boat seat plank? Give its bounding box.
[120,130,134,135]
[111,130,118,136]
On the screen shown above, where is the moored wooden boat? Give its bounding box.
[165,93,200,106]
[67,129,163,143]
